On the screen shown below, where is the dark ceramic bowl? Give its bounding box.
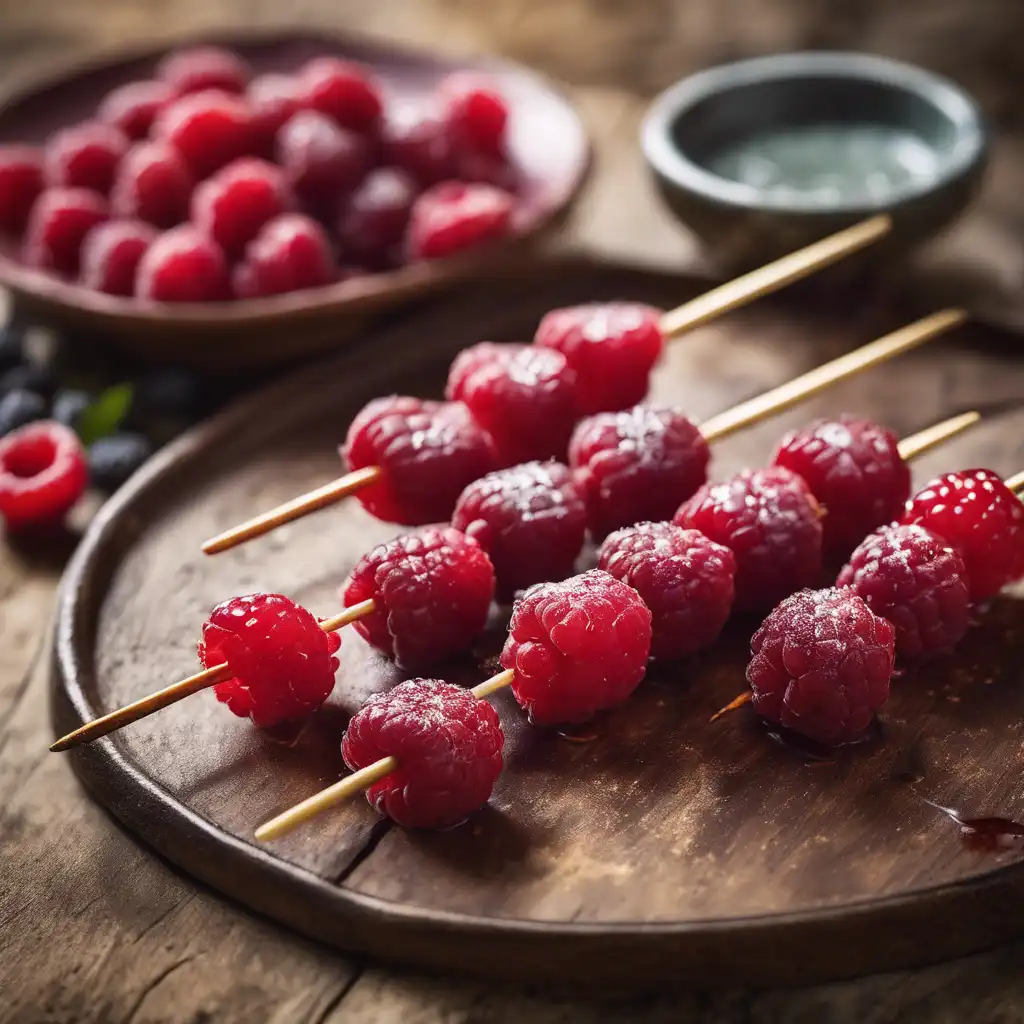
[641,52,987,273]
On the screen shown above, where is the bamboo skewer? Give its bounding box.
[1005,470,1024,494]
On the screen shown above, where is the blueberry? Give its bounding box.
[0,321,26,374]
[0,363,56,398]
[51,389,92,431]
[88,432,154,492]
[0,389,47,437]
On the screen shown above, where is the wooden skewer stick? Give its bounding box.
[710,691,753,723]
[895,410,980,461]
[50,598,377,752]
[1004,470,1024,494]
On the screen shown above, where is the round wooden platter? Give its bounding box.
[52,259,1024,990]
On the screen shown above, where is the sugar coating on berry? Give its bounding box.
[79,219,156,296]
[342,678,503,829]
[154,89,255,180]
[23,187,109,276]
[441,73,509,156]
[157,46,250,96]
[452,461,587,598]
[747,587,895,745]
[298,57,383,134]
[337,167,416,268]
[233,213,335,298]
[382,102,453,185]
[598,522,735,660]
[98,80,175,139]
[136,225,230,302]
[0,146,43,234]
[111,141,193,229]
[247,73,302,155]
[199,592,340,729]
[43,121,129,196]
[500,569,652,724]
[837,524,971,659]
[406,181,513,260]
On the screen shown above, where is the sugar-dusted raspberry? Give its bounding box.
[79,219,156,296]
[446,342,577,465]
[232,213,335,298]
[247,73,302,155]
[298,57,383,134]
[157,46,250,96]
[43,121,129,196]
[533,303,664,415]
[382,102,453,184]
[111,141,193,229]
[500,569,652,724]
[0,420,88,529]
[98,80,175,139]
[199,593,340,729]
[343,526,495,669]
[337,167,416,268]
[23,187,109,276]
[901,469,1024,601]
[598,522,735,660]
[136,225,230,302]
[0,146,43,234]
[406,181,513,260]
[837,524,971,659]
[342,678,503,829]
[343,396,498,525]
[747,587,895,745]
[452,461,587,598]
[570,405,709,538]
[674,467,823,612]
[440,72,508,156]
[153,89,255,180]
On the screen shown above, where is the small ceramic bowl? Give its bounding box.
[641,52,987,273]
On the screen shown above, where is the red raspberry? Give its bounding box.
[674,467,823,612]
[452,461,587,598]
[247,73,302,155]
[0,421,88,529]
[446,342,577,465]
[533,303,664,415]
[79,219,156,296]
[23,187,109,276]
[454,148,519,194]
[298,57,383,134]
[598,522,735,660]
[747,587,895,745]
[136,225,230,302]
[570,405,709,538]
[111,141,193,229]
[157,46,250,96]
[901,469,1024,601]
[343,526,495,669]
[198,593,340,730]
[440,73,509,156]
[232,213,335,298]
[406,181,513,260]
[43,121,129,196]
[337,168,416,268]
[98,80,175,139]
[837,524,970,659]
[341,678,503,829]
[382,102,453,184]
[500,569,652,724]
[0,146,43,234]
[153,90,255,180]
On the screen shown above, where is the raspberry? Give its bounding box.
[153,90,255,180]
[454,149,519,193]
[136,225,230,302]
[0,421,88,529]
[23,187,109,276]
[406,181,513,260]
[198,593,340,729]
[598,522,735,660]
[452,461,587,597]
[247,73,302,155]
[837,524,971,659]
[98,80,175,140]
[343,396,498,524]
[440,73,508,156]
[533,303,664,415]
[570,405,709,538]
[446,342,577,465]
[341,678,503,829]
[382,103,453,184]
[43,121,129,196]
[747,587,895,745]
[79,219,156,296]
[343,526,495,669]
[772,417,911,557]
[232,213,335,298]
[0,146,43,234]
[674,467,823,612]
[157,46,250,96]
[500,569,652,724]
[901,469,1024,601]
[298,57,383,134]
[337,168,416,268]
[111,141,193,229]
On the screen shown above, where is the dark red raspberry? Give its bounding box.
[43,121,129,196]
[406,181,513,260]
[598,522,735,660]
[79,219,156,296]
[446,342,577,465]
[111,141,193,229]
[136,225,230,302]
[232,213,335,298]
[153,90,255,180]
[343,526,495,669]
[570,405,709,539]
[500,569,652,724]
[337,168,416,267]
[198,593,340,730]
[341,678,503,829]
[298,57,383,134]
[747,587,895,745]
[454,148,520,193]
[247,73,302,155]
[0,421,88,530]
[0,146,43,234]
[901,469,1024,601]
[533,303,664,415]
[674,467,823,612]
[98,80,175,140]
[837,524,971,659]
[382,103,453,184]
[440,73,509,156]
[157,46,250,96]
[452,461,587,598]
[23,187,109,276]
[772,416,911,557]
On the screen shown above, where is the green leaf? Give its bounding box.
[78,383,133,447]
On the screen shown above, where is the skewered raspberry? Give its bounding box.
[23,188,109,276]
[837,524,970,659]
[232,213,335,298]
[43,121,129,196]
[135,225,230,302]
[337,167,416,268]
[298,57,383,135]
[382,103,453,185]
[570,405,709,538]
[98,80,175,140]
[533,303,664,415]
[452,461,587,597]
[153,90,255,180]
[342,678,503,829]
[747,587,895,745]
[343,526,495,669]
[0,421,88,529]
[157,46,250,96]
[343,396,498,524]
[0,146,43,234]
[406,181,513,260]
[500,569,652,724]
[441,73,508,156]
[111,141,193,229]
[674,467,823,612]
[198,593,340,729]
[247,73,302,156]
[79,219,156,296]
[598,522,735,660]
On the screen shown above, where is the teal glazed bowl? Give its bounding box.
[641,52,988,273]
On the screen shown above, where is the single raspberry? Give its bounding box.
[337,168,416,268]
[98,80,175,139]
[247,73,302,155]
[837,524,971,659]
[0,420,88,529]
[343,526,495,669]
[569,405,709,538]
[747,587,895,745]
[674,467,823,612]
[341,678,503,829]
[901,469,1024,601]
[446,342,577,465]
[406,181,513,260]
[440,73,509,156]
[298,57,383,134]
[43,121,129,196]
[500,569,652,724]
[198,593,340,729]
[79,219,156,296]
[232,213,335,298]
[111,141,193,229]
[157,46,250,96]
[343,396,498,524]
[135,225,230,302]
[23,187,109,276]
[0,146,43,234]
[598,522,735,660]
[454,148,520,193]
[452,461,587,598]
[533,303,664,415]
[382,103,453,184]
[153,90,255,180]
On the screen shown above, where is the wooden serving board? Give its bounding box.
[52,260,1024,990]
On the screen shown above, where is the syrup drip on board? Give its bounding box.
[556,721,601,743]
[925,799,1024,853]
[259,718,308,747]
